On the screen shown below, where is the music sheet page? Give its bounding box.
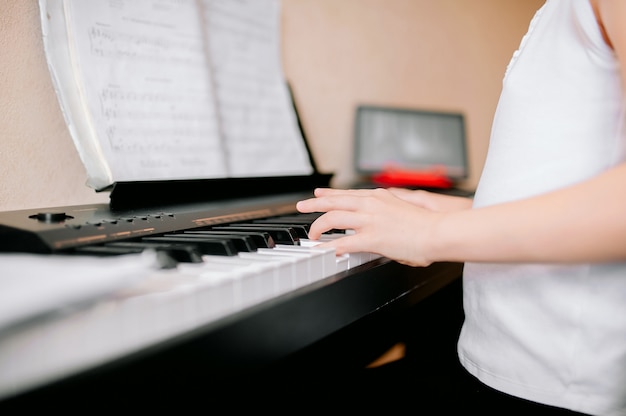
[39,0,313,190]
[200,0,313,177]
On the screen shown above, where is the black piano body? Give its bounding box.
[0,179,463,407]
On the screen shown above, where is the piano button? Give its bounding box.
[142,236,238,256]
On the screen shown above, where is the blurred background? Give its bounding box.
[0,0,544,211]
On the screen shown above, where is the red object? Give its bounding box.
[371,167,453,189]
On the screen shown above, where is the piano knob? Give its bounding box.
[30,212,74,223]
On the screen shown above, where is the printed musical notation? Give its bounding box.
[200,0,313,177]
[87,27,206,75]
[39,0,313,188]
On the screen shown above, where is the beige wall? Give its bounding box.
[0,0,544,212]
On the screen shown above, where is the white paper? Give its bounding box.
[201,0,314,177]
[0,251,157,333]
[39,0,313,190]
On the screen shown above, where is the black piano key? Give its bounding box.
[256,213,343,235]
[252,217,313,231]
[185,230,275,249]
[72,242,202,269]
[153,250,182,269]
[277,212,324,223]
[72,245,144,256]
[212,225,299,245]
[248,222,308,239]
[106,241,204,263]
[142,236,237,256]
[163,233,258,253]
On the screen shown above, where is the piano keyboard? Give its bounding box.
[0,210,381,401]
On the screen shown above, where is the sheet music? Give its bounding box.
[39,0,313,190]
[66,0,227,185]
[200,0,314,177]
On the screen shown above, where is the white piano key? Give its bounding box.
[147,281,198,340]
[271,244,337,281]
[284,239,338,276]
[183,259,271,310]
[196,255,276,308]
[255,248,311,288]
[0,318,53,397]
[40,301,126,384]
[179,259,283,322]
[191,270,239,324]
[0,301,125,400]
[116,286,161,352]
[303,231,381,269]
[298,239,349,272]
[78,300,123,365]
[111,270,203,350]
[264,247,322,283]
[236,252,294,295]
[336,254,350,272]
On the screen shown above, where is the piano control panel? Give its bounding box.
[0,192,311,254]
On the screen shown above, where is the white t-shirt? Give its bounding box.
[457,1,626,415]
